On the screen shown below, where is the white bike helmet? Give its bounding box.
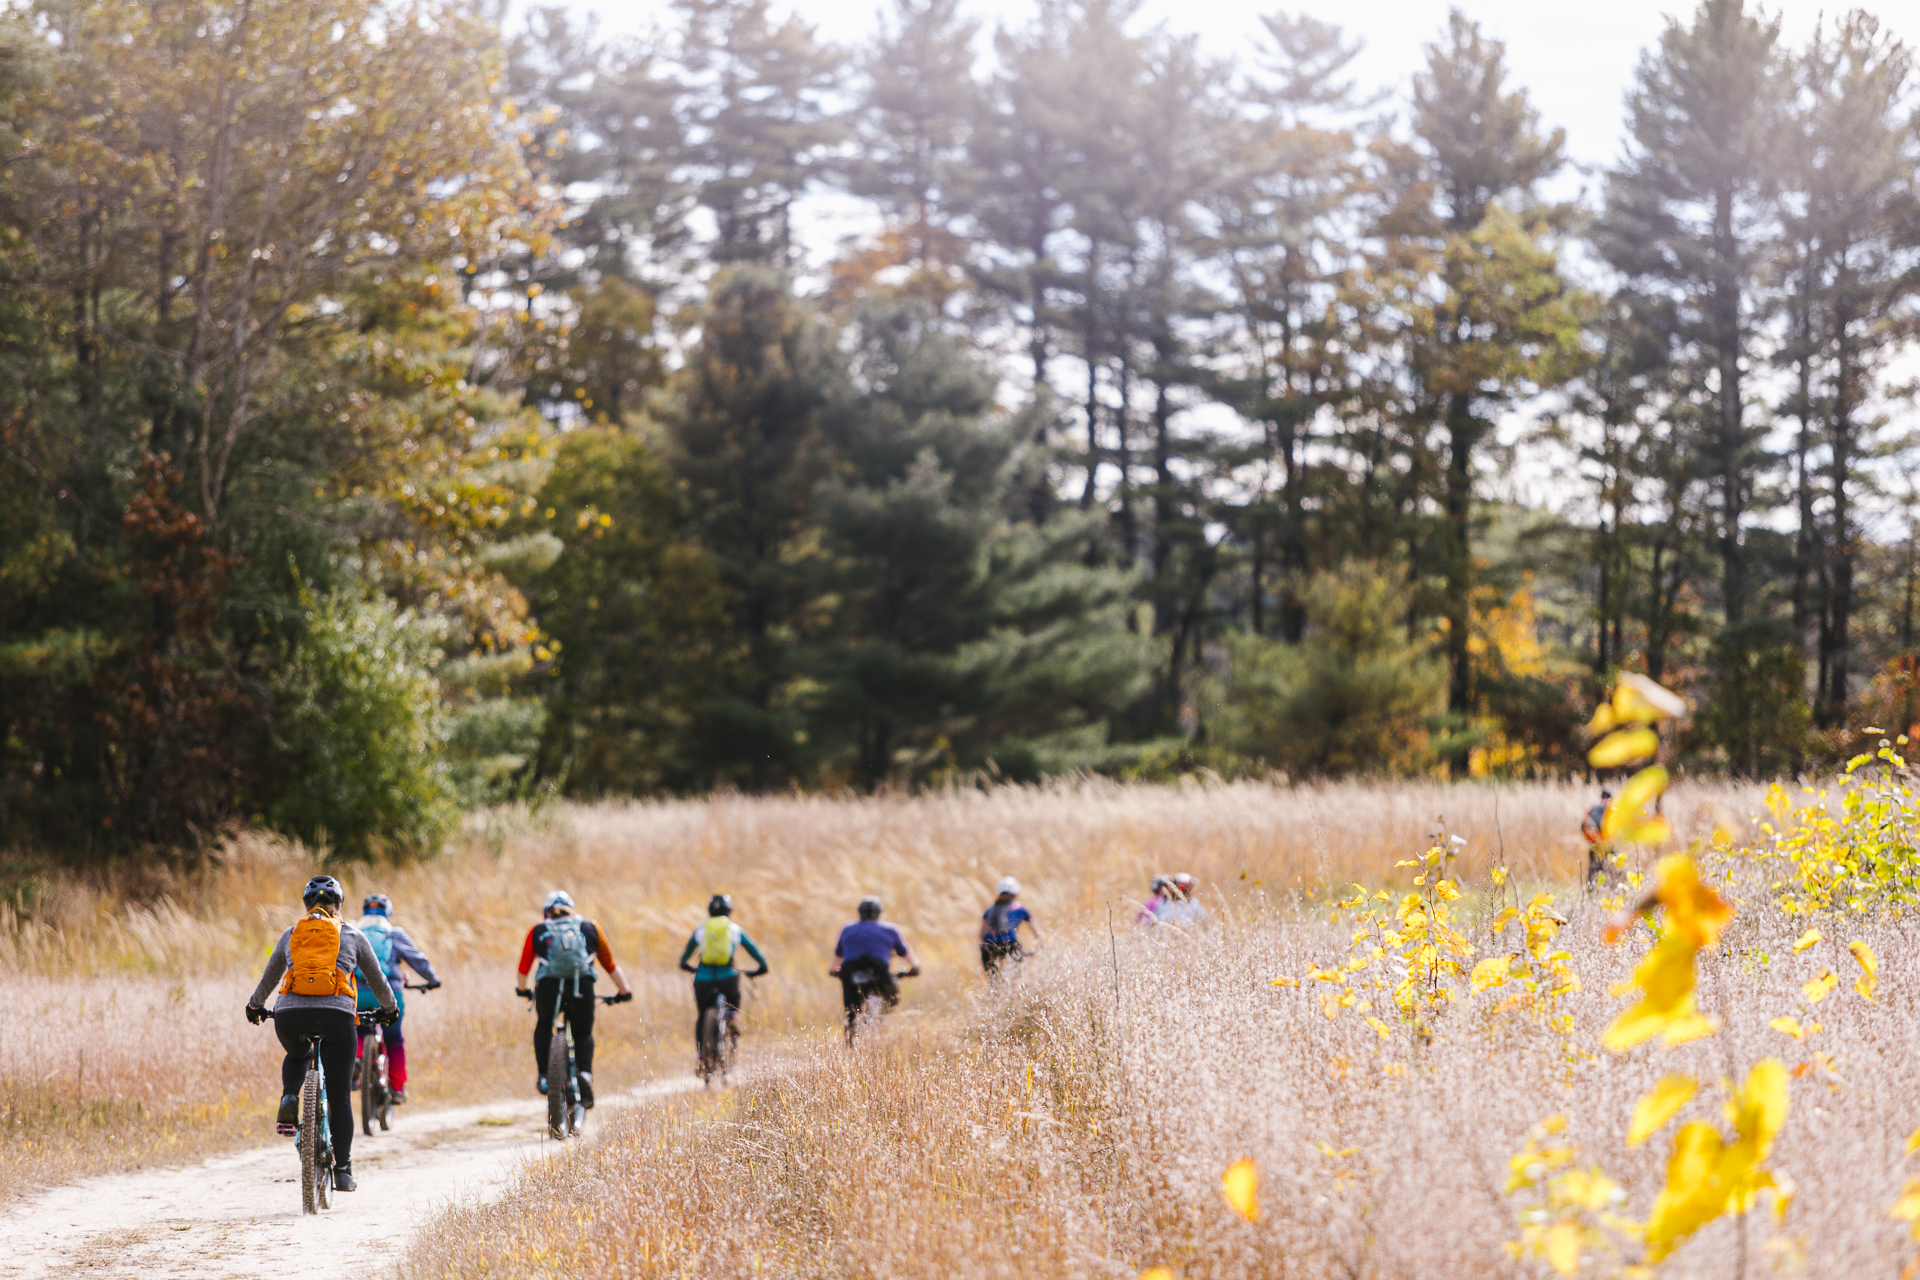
[542,889,575,915]
[996,876,1020,896]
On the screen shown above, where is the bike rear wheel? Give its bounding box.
[300,1064,326,1213]
[546,1023,570,1138]
[697,1008,722,1083]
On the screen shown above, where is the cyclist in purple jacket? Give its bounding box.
[831,896,919,1031]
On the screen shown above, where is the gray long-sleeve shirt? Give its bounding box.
[250,918,397,1015]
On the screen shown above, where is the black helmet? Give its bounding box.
[362,893,393,917]
[303,875,344,909]
[708,893,733,916]
[857,895,883,920]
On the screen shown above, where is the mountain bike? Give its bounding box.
[842,963,917,1047]
[355,981,433,1136]
[524,988,627,1140]
[695,978,758,1086]
[284,1008,387,1215]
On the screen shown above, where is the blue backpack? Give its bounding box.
[356,917,398,1013]
[541,916,595,992]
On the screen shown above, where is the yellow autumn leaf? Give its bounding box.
[1365,1015,1393,1040]
[1625,816,1673,846]
[1644,1121,1728,1261]
[1603,935,1699,1053]
[1588,702,1618,735]
[1615,672,1689,721]
[1850,940,1879,976]
[1222,1157,1258,1222]
[1545,1220,1582,1275]
[1589,726,1659,769]
[1471,957,1512,994]
[1491,866,1509,887]
[1629,1074,1698,1146]
[1793,929,1822,952]
[1907,1127,1920,1155]
[1604,766,1669,840]
[1139,1270,1180,1280]
[1661,1013,1717,1047]
[1768,1016,1804,1041]
[1731,1059,1789,1157]
[1270,976,1299,988]
[1652,856,1733,949]
[1803,970,1838,1004]
[1857,971,1879,1002]
[1892,1178,1920,1239]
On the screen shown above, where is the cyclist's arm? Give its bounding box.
[587,921,631,996]
[248,930,293,1010]
[350,929,398,1011]
[829,928,846,975]
[515,925,539,993]
[390,926,441,987]
[739,932,769,976]
[678,934,700,973]
[894,934,921,977]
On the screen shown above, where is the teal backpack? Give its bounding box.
[540,916,595,993]
[356,916,399,1013]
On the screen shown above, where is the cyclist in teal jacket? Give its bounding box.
[678,893,769,1054]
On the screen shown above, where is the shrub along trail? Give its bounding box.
[0,1078,699,1280]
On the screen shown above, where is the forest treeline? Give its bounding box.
[2,0,1917,862]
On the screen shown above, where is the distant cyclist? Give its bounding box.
[1582,788,1614,881]
[1136,874,1173,927]
[1164,871,1207,926]
[678,893,769,1059]
[514,890,632,1109]
[831,896,919,1032]
[245,875,396,1194]
[353,893,441,1104]
[980,877,1040,975]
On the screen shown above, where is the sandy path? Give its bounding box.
[0,1077,700,1278]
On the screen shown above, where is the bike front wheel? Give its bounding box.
[360,1037,376,1137]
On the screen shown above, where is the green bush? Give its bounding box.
[269,590,454,859]
[1201,565,1446,776]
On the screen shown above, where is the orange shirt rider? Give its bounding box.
[514,892,631,999]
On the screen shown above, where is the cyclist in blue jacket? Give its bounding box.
[353,893,441,1103]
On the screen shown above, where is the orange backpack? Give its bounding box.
[279,909,356,999]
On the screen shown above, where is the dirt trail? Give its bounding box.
[0,1077,700,1278]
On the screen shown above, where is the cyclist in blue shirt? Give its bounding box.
[677,893,769,1055]
[831,896,919,1031]
[353,893,440,1103]
[980,876,1040,975]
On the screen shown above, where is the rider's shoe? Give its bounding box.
[275,1095,299,1136]
[536,1075,547,1095]
[334,1164,357,1192]
[578,1072,594,1109]
[391,1089,407,1105]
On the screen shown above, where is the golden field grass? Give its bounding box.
[2,778,1770,1214]
[398,882,1920,1280]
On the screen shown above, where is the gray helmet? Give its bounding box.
[303,875,344,909]
[857,895,883,920]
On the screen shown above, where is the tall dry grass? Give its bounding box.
[401,851,1920,1279]
[1,778,1767,1203]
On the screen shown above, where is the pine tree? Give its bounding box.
[671,0,848,265]
[1599,0,1784,630]
[661,267,843,786]
[1777,13,1919,726]
[1371,10,1582,771]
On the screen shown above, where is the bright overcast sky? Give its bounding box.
[568,0,1914,174]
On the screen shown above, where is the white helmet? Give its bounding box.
[996,876,1020,896]
[542,889,575,915]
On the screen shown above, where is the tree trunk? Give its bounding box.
[1444,393,1476,772]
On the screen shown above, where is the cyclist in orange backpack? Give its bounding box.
[245,875,397,1193]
